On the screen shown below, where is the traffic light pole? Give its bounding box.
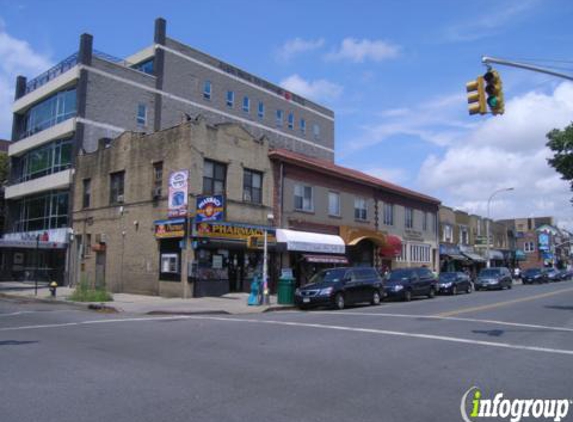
[482,56,573,82]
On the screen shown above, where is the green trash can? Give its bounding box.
[277,276,295,305]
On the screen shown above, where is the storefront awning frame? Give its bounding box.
[276,229,345,254]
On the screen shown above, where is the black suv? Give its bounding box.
[295,267,383,310]
[474,267,513,290]
[383,267,437,301]
[522,268,549,284]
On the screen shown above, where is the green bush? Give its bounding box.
[69,279,113,302]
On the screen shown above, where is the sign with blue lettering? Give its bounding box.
[196,195,225,222]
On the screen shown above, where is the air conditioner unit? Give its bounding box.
[117,194,124,203]
[95,233,107,244]
[152,187,162,199]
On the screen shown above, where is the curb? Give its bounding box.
[146,310,230,316]
[0,292,119,313]
[263,305,298,313]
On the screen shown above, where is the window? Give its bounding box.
[328,192,340,216]
[383,203,394,226]
[161,253,179,273]
[131,59,154,75]
[110,171,125,205]
[13,138,72,183]
[153,162,163,197]
[410,244,431,263]
[203,80,212,100]
[276,110,284,127]
[423,212,428,231]
[14,190,69,232]
[83,179,91,209]
[294,184,313,212]
[313,123,320,140]
[243,169,262,204]
[524,241,535,253]
[459,226,469,245]
[20,88,77,139]
[300,118,306,135]
[137,103,147,127]
[354,197,367,220]
[258,101,265,119]
[85,233,92,256]
[405,207,414,228]
[243,96,250,113]
[443,224,453,242]
[226,91,234,107]
[396,243,408,262]
[288,112,294,129]
[203,160,226,195]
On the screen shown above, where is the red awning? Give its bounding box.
[379,235,402,257]
[303,254,349,264]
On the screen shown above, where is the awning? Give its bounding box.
[488,250,504,260]
[379,234,402,257]
[339,226,386,247]
[514,249,526,261]
[276,229,345,254]
[443,253,469,261]
[462,252,486,263]
[303,254,349,264]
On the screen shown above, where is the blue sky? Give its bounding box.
[1,0,573,227]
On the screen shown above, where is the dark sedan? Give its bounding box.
[522,268,548,284]
[437,272,472,295]
[295,267,383,310]
[474,267,512,291]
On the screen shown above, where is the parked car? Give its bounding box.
[437,272,472,295]
[559,269,573,281]
[546,268,562,282]
[474,267,513,290]
[294,267,383,310]
[521,268,548,284]
[383,267,437,301]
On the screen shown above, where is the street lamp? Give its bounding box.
[486,187,514,268]
[262,213,274,305]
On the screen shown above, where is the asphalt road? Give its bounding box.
[1,281,573,422]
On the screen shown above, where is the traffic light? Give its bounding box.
[466,76,487,115]
[483,69,505,115]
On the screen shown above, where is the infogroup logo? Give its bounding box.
[461,387,572,422]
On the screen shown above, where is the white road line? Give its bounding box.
[311,311,573,333]
[2,314,573,357]
[0,311,33,318]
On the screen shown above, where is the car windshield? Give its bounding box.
[524,269,541,275]
[309,268,347,284]
[439,273,457,281]
[479,269,500,277]
[387,270,412,282]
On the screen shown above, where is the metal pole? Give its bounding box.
[482,56,573,82]
[263,228,269,305]
[35,234,39,296]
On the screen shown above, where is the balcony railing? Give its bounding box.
[25,53,79,95]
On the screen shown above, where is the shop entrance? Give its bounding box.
[348,240,375,267]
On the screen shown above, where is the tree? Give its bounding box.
[0,152,8,184]
[546,122,573,198]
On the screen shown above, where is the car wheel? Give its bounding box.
[334,293,345,310]
[507,282,512,289]
[451,285,457,296]
[466,283,472,294]
[403,289,412,302]
[428,287,436,299]
[371,290,381,306]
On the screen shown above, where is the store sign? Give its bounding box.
[196,222,276,243]
[404,229,424,241]
[538,233,550,251]
[3,228,70,244]
[439,244,461,255]
[168,170,189,218]
[196,195,225,222]
[155,218,186,239]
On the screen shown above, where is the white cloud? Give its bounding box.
[417,82,573,229]
[276,37,325,62]
[363,167,407,185]
[325,38,400,63]
[0,25,52,138]
[279,74,343,102]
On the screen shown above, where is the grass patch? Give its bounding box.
[69,279,113,302]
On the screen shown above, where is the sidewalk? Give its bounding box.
[0,282,296,315]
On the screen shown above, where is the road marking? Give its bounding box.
[0,316,187,332]
[0,311,33,318]
[313,311,573,333]
[436,286,573,317]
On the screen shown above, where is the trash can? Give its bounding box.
[277,276,295,305]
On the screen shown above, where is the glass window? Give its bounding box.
[313,123,320,140]
[226,91,234,107]
[243,169,262,204]
[13,138,73,183]
[203,159,226,195]
[300,118,306,135]
[243,96,250,113]
[161,254,179,273]
[153,162,163,197]
[405,207,414,228]
[328,192,340,216]
[294,184,313,212]
[203,80,212,100]
[137,103,147,127]
[83,179,91,209]
[110,171,125,205]
[423,212,428,231]
[132,59,154,75]
[383,203,394,225]
[258,101,265,119]
[354,197,367,220]
[288,112,294,129]
[276,110,284,127]
[21,88,77,139]
[14,190,69,232]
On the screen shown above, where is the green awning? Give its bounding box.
[514,249,526,261]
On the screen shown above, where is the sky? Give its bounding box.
[1,0,573,228]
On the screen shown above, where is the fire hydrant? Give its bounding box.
[49,281,58,297]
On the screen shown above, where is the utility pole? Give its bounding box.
[482,57,573,81]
